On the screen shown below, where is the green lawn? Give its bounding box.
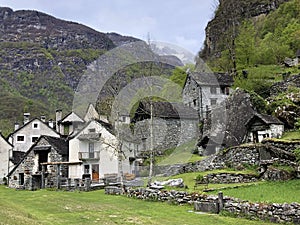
[156,139,203,166]
[154,169,259,193]
[209,180,300,203]
[281,130,300,141]
[0,185,273,225]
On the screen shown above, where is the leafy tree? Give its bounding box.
[235,20,256,67]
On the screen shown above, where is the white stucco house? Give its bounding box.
[68,119,136,182]
[246,113,284,143]
[8,114,60,153]
[0,133,13,184]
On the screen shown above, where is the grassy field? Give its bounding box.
[209,179,300,204]
[0,185,273,225]
[154,169,259,193]
[281,130,300,141]
[156,139,203,165]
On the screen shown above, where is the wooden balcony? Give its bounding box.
[78,151,100,160]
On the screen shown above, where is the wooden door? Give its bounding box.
[92,164,99,181]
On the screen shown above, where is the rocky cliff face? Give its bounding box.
[200,0,289,59]
[0,7,115,50]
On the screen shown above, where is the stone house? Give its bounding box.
[7,114,61,174]
[7,135,69,190]
[246,113,284,143]
[0,133,12,184]
[68,119,136,182]
[182,72,233,118]
[132,101,199,153]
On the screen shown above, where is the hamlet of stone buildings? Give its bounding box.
[0,71,288,191]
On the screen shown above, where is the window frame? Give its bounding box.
[16,135,26,143]
[210,98,217,106]
[31,136,39,143]
[210,86,217,94]
[32,122,39,129]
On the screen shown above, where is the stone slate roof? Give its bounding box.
[246,113,284,128]
[190,72,234,86]
[11,151,26,165]
[60,112,84,124]
[41,136,69,156]
[133,101,199,121]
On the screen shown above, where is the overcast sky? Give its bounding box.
[0,0,217,55]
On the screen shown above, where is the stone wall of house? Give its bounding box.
[134,118,198,153]
[9,139,68,190]
[45,150,68,188]
[122,188,300,224]
[8,150,36,189]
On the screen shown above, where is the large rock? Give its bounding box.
[222,89,257,147]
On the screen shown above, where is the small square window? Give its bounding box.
[32,123,39,129]
[17,135,25,142]
[32,136,39,143]
[210,87,217,94]
[210,98,217,106]
[88,128,96,133]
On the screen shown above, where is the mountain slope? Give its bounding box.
[0,7,140,136]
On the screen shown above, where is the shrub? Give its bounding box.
[293,148,300,163]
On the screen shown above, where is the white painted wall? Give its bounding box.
[68,120,134,180]
[249,124,284,142]
[0,135,12,183]
[9,119,59,152]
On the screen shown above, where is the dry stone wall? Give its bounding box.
[122,188,300,224]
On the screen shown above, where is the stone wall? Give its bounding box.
[122,188,300,224]
[262,139,300,153]
[200,173,258,184]
[134,118,198,153]
[156,140,299,178]
[222,198,300,224]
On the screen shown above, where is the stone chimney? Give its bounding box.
[23,113,30,124]
[55,109,62,133]
[48,119,54,128]
[40,115,46,123]
[14,122,20,131]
